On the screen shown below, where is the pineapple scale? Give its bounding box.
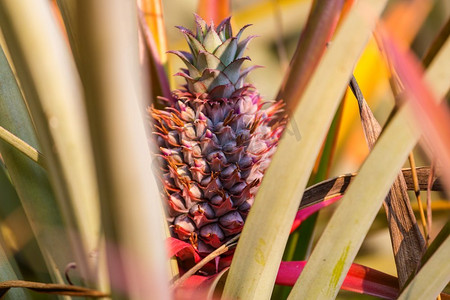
[151,15,285,255]
[152,88,283,254]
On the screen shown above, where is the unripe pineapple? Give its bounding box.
[151,15,285,254]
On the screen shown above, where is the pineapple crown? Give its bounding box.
[170,15,258,99]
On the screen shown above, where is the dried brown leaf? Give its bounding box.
[351,76,425,287]
[300,167,441,210]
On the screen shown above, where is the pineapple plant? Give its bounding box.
[151,15,285,255]
[0,0,449,299]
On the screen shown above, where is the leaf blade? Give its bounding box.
[276,0,345,113]
[222,1,387,299]
[288,23,450,300]
[398,234,450,300]
[0,0,103,287]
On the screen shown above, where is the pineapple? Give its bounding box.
[151,15,285,254]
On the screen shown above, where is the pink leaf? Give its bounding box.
[166,237,201,263]
[380,28,450,194]
[291,195,342,233]
[175,268,229,300]
[175,274,214,299]
[277,261,399,299]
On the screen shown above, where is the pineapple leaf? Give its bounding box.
[235,24,252,42]
[209,84,235,99]
[276,0,345,113]
[222,57,250,85]
[398,233,450,299]
[352,75,425,287]
[235,65,263,87]
[222,1,387,298]
[0,43,77,285]
[213,37,238,66]
[177,26,206,59]
[0,125,45,166]
[0,241,29,299]
[381,32,450,192]
[202,69,233,91]
[169,50,201,78]
[236,35,257,60]
[177,72,208,94]
[289,22,450,300]
[197,51,225,71]
[76,0,171,298]
[217,16,233,40]
[194,13,208,42]
[203,26,223,53]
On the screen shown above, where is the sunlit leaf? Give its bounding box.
[277,261,399,299]
[398,233,450,299]
[139,0,169,63]
[76,0,169,298]
[0,126,44,166]
[380,29,450,192]
[289,23,450,300]
[0,0,103,288]
[277,0,345,113]
[222,1,387,299]
[0,44,76,285]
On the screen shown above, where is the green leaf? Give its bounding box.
[213,38,237,66]
[169,50,201,78]
[235,35,256,60]
[197,51,225,71]
[222,57,249,84]
[222,1,387,299]
[0,44,75,286]
[276,0,345,114]
[0,239,29,299]
[203,27,223,53]
[288,21,450,300]
[272,100,345,300]
[0,0,104,289]
[0,126,45,166]
[398,230,450,300]
[76,0,170,298]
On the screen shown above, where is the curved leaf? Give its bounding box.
[277,0,345,114]
[277,261,398,299]
[288,23,450,300]
[0,44,75,285]
[0,0,103,287]
[76,1,170,298]
[291,196,342,233]
[223,1,387,298]
[398,233,450,300]
[0,240,29,299]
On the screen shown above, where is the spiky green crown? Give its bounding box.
[170,15,257,99]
